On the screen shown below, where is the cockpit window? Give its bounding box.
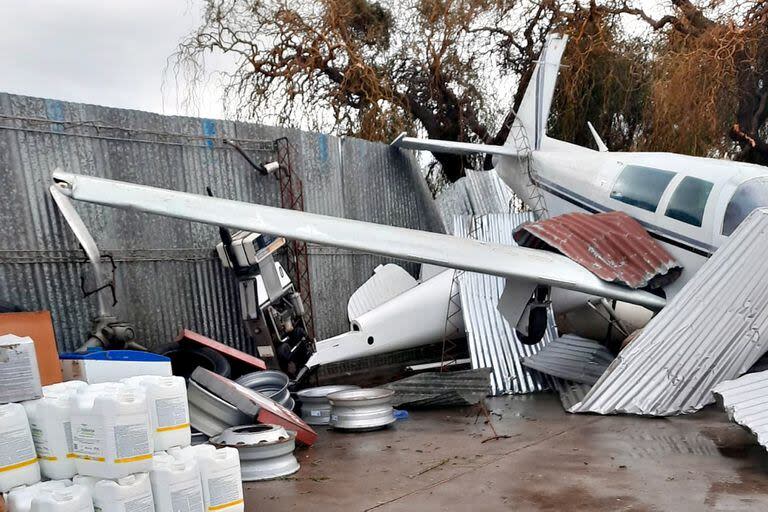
[723,178,768,236]
[610,165,675,212]
[665,177,713,227]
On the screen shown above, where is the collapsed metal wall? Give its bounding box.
[0,93,442,352]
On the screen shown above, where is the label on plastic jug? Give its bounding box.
[155,396,188,431]
[28,421,54,459]
[124,492,155,512]
[63,421,74,455]
[114,417,151,462]
[309,410,322,417]
[0,345,39,403]
[170,481,204,512]
[0,427,37,470]
[73,422,105,461]
[207,472,243,510]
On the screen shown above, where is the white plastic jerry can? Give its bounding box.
[0,402,41,492]
[92,473,155,512]
[70,384,154,479]
[186,445,244,512]
[42,380,89,397]
[23,390,80,479]
[30,484,94,512]
[121,376,191,451]
[150,451,205,512]
[72,474,102,490]
[7,480,73,512]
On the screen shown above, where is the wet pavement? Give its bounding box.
[244,393,768,511]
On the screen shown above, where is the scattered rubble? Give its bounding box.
[383,368,491,408]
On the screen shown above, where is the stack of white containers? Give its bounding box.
[1,373,248,512]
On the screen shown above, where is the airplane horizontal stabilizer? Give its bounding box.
[391,133,519,157]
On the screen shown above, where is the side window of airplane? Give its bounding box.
[664,177,713,227]
[610,165,675,212]
[722,178,768,236]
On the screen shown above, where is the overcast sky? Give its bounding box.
[0,0,230,118]
[0,1,664,123]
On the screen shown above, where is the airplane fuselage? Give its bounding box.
[497,137,768,299]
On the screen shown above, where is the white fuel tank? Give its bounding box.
[0,403,41,492]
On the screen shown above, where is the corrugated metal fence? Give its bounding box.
[0,93,442,352]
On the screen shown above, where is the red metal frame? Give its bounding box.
[275,138,316,340]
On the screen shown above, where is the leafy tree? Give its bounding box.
[175,0,768,183]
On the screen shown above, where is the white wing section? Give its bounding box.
[52,171,666,310]
[391,133,519,157]
[347,264,418,321]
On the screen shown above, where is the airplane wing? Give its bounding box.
[391,133,519,157]
[52,170,666,310]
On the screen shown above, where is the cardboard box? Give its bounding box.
[0,311,63,385]
[0,334,43,403]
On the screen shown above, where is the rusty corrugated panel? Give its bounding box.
[513,211,681,289]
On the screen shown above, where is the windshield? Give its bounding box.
[722,178,768,236]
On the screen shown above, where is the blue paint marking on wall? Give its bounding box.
[202,119,217,148]
[318,133,329,163]
[45,99,64,132]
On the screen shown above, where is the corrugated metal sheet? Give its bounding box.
[522,334,614,385]
[0,93,442,352]
[713,371,768,449]
[455,213,555,395]
[571,208,768,416]
[552,379,592,411]
[383,368,492,408]
[514,211,681,289]
[436,169,516,233]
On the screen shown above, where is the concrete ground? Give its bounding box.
[245,393,768,511]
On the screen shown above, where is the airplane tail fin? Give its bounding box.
[508,34,568,150]
[391,33,568,157]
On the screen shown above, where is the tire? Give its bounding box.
[155,342,231,380]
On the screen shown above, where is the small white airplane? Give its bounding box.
[394,34,768,300]
[50,34,768,370]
